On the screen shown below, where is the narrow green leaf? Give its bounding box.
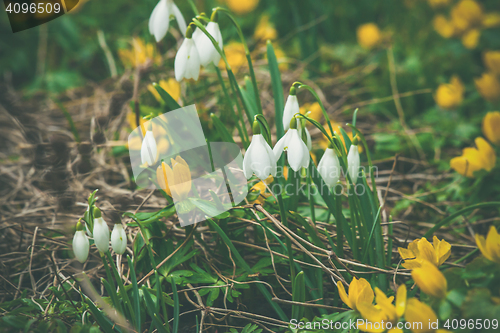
[142,287,168,333]
[291,271,305,319]
[153,83,181,112]
[127,256,141,333]
[210,113,235,143]
[171,277,179,333]
[267,41,285,140]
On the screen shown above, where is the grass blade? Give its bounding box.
[266,41,285,140]
[127,256,141,333]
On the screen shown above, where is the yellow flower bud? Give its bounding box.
[411,260,448,299]
[224,0,259,15]
[484,51,500,75]
[482,112,500,146]
[357,23,382,50]
[475,226,500,264]
[450,137,496,177]
[434,75,464,109]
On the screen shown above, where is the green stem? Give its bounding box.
[213,7,263,115]
[295,83,334,137]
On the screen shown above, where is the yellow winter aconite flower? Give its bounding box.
[433,15,455,38]
[398,236,451,269]
[484,51,500,75]
[220,42,247,72]
[450,137,496,177]
[249,175,273,205]
[475,73,500,102]
[224,0,259,15]
[450,0,483,34]
[356,284,406,333]
[336,277,374,311]
[156,156,192,200]
[482,13,500,29]
[357,23,382,50]
[461,28,480,49]
[118,38,161,68]
[148,78,181,103]
[475,226,500,264]
[254,15,277,42]
[482,111,500,146]
[300,102,323,124]
[434,75,464,109]
[427,0,451,8]
[411,260,448,299]
[405,298,451,333]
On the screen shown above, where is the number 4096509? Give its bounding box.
[444,319,498,330]
[5,2,61,14]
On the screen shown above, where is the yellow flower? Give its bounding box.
[434,75,464,109]
[224,0,259,15]
[300,102,323,124]
[433,15,455,38]
[450,137,496,177]
[249,175,273,205]
[484,51,500,75]
[118,38,161,68]
[427,0,451,8]
[451,0,483,34]
[357,284,407,333]
[405,298,451,333]
[475,226,500,264]
[475,73,500,102]
[482,13,500,29]
[220,42,247,72]
[357,23,382,50]
[411,260,447,299]
[336,277,374,311]
[148,78,181,103]
[483,111,500,146]
[156,156,192,200]
[398,236,451,269]
[461,29,480,49]
[254,15,277,42]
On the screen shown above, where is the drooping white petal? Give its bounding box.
[305,128,312,151]
[192,28,203,45]
[174,38,190,81]
[283,95,299,131]
[141,130,158,166]
[149,0,171,42]
[186,40,201,80]
[111,224,127,255]
[171,3,187,37]
[243,134,276,180]
[273,130,291,161]
[286,129,308,172]
[317,148,340,188]
[93,217,110,253]
[196,22,223,67]
[347,145,360,184]
[72,230,89,263]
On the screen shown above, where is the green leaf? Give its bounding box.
[210,113,235,143]
[153,83,181,112]
[127,256,142,333]
[292,271,306,320]
[267,41,285,140]
[171,277,179,333]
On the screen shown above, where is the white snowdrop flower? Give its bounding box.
[243,122,276,181]
[92,208,109,253]
[194,13,223,67]
[174,25,201,81]
[111,223,127,255]
[283,87,299,131]
[273,118,310,172]
[149,0,187,42]
[141,129,158,166]
[73,221,89,264]
[347,137,361,185]
[317,146,341,189]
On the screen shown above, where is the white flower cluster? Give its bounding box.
[72,207,127,264]
[242,90,361,190]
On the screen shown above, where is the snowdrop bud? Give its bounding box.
[243,120,276,180]
[73,221,89,264]
[111,223,127,255]
[347,136,360,185]
[283,87,299,131]
[273,117,310,172]
[175,24,201,81]
[92,207,109,253]
[141,129,158,166]
[195,12,223,67]
[149,0,187,42]
[317,146,341,189]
